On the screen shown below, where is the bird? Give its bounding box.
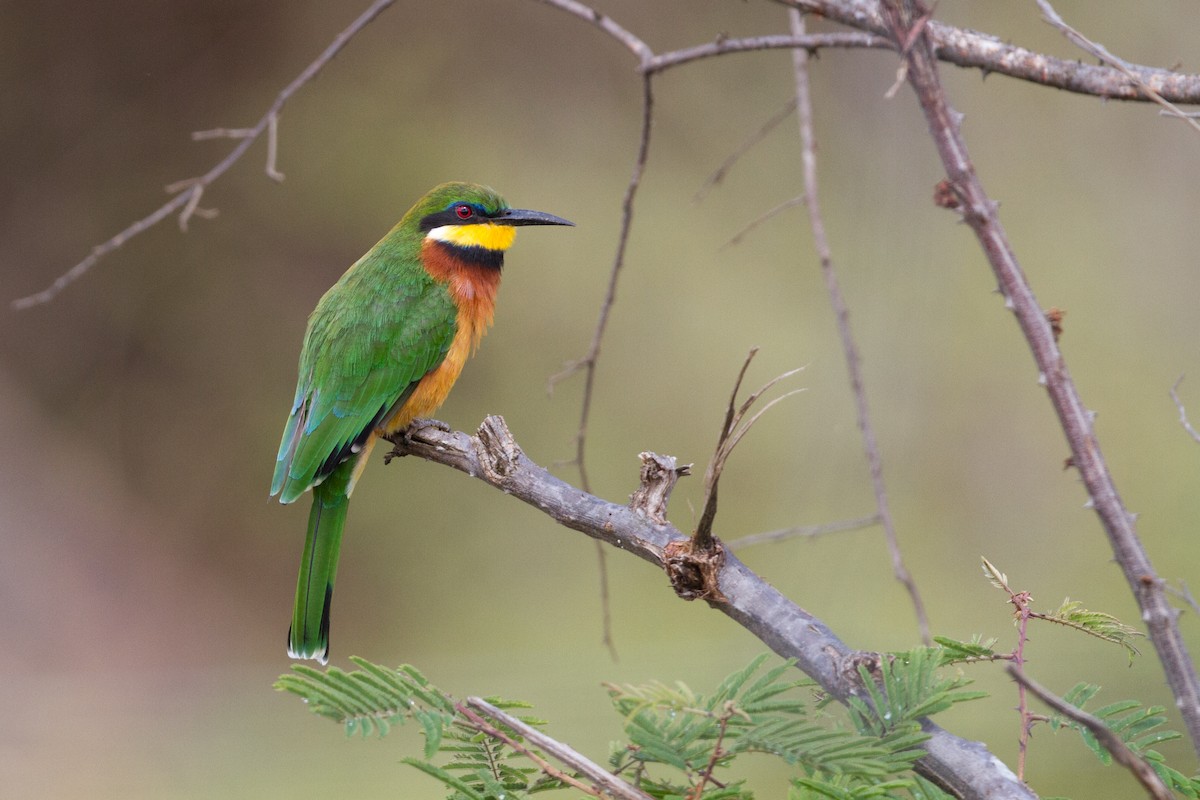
[271,182,573,663]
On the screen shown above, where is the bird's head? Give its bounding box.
[414,182,573,254]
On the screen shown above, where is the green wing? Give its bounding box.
[271,264,457,504]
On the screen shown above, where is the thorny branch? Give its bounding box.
[1007,666,1174,800]
[875,0,1200,758]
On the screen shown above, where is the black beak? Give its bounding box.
[494,208,575,227]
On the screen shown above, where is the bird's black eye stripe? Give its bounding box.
[419,202,493,231]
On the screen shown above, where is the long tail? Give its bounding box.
[288,460,353,664]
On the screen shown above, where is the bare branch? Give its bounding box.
[12,0,397,309]
[1007,665,1174,800]
[385,416,1035,800]
[882,0,1200,757]
[788,8,930,645]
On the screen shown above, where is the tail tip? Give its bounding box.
[286,625,329,665]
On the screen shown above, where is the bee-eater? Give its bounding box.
[271,182,572,663]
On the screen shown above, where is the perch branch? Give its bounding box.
[383,416,1036,800]
[880,0,1200,757]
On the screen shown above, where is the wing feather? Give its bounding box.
[272,265,456,503]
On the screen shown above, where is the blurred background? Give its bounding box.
[3,0,1199,796]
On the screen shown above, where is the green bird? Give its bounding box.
[271,182,572,663]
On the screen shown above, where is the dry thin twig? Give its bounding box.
[1007,665,1174,800]
[877,0,1200,757]
[727,513,881,550]
[695,97,798,202]
[1037,0,1200,135]
[721,195,807,249]
[644,31,890,74]
[789,8,930,645]
[1170,376,1200,445]
[12,0,397,310]
[694,349,806,549]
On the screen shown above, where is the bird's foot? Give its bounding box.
[407,418,451,436]
[383,419,450,463]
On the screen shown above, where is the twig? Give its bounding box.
[727,513,881,550]
[459,698,641,800]
[720,195,806,249]
[525,0,654,64]
[1170,376,1200,445]
[695,97,798,202]
[882,0,1200,758]
[643,32,890,74]
[1167,580,1200,616]
[385,416,1036,799]
[545,72,653,660]
[548,74,655,493]
[1006,665,1174,800]
[694,350,806,550]
[12,0,396,310]
[788,8,930,646]
[1036,0,1200,135]
[466,697,653,800]
[982,558,1036,780]
[689,705,734,798]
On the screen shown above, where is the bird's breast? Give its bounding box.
[380,241,503,432]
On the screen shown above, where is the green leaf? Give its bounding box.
[1033,599,1144,661]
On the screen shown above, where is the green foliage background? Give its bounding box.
[2,1,1199,797]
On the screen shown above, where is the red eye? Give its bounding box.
[454,204,474,220]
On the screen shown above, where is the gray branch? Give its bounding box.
[385,417,1036,800]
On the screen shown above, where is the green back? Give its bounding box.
[270,183,508,503]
